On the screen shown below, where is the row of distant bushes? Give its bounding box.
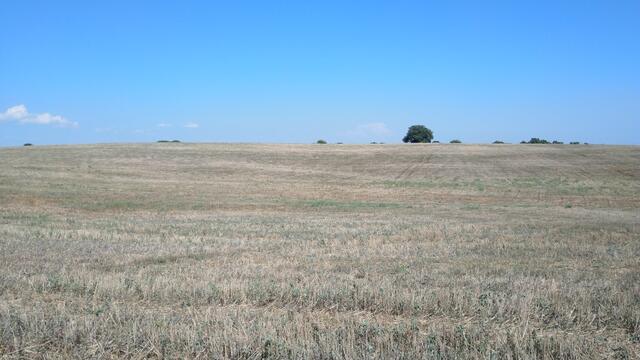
[19,138,588,147]
[519,138,585,144]
[315,138,587,144]
[311,125,591,145]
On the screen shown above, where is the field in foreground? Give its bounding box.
[0,143,639,359]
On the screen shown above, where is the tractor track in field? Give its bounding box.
[395,153,432,180]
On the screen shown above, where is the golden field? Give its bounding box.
[0,143,639,359]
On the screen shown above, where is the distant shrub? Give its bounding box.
[157,140,170,143]
[524,138,550,144]
[23,143,33,146]
[432,140,440,143]
[336,142,343,144]
[492,140,504,144]
[450,139,462,144]
[316,139,327,144]
[171,140,181,143]
[552,140,564,144]
[570,141,580,145]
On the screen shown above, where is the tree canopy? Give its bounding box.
[402,125,434,143]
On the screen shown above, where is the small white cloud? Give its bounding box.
[356,122,391,135]
[343,122,392,138]
[184,122,199,128]
[3,104,28,119]
[157,123,172,128]
[0,104,77,127]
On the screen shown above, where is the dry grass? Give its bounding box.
[0,143,639,359]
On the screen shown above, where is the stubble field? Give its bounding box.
[0,143,639,359]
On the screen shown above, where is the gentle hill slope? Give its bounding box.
[1,143,639,211]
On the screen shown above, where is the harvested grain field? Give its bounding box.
[1,143,639,358]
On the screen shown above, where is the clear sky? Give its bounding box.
[1,1,639,145]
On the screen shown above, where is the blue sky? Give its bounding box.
[1,1,639,145]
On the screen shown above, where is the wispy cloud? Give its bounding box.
[157,123,172,128]
[343,122,391,137]
[355,122,391,135]
[95,127,118,134]
[184,122,199,128]
[0,104,78,127]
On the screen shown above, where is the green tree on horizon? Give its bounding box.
[402,125,434,143]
